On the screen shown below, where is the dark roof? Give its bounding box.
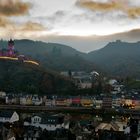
[0,122,3,128]
[41,115,64,125]
[8,39,14,45]
[31,113,65,125]
[0,111,13,118]
[32,114,64,125]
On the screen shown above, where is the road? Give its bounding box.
[0,105,139,116]
[0,105,92,113]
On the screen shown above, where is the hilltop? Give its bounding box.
[87,40,140,78]
[1,39,140,78]
[0,39,96,72]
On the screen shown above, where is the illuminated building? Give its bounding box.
[7,39,15,57]
[0,40,39,65]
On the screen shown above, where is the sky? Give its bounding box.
[1,0,140,52]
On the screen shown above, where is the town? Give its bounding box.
[1,0,140,139]
[0,74,139,140]
[0,74,139,110]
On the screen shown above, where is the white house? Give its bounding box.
[0,111,19,123]
[24,114,69,131]
[20,97,27,105]
[0,91,6,97]
[32,95,42,105]
[31,115,41,124]
[10,112,19,123]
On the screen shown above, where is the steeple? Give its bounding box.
[8,39,14,46]
[8,39,15,56]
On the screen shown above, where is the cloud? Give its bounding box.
[46,10,66,24]
[0,18,45,32]
[19,21,45,31]
[107,28,140,41]
[76,0,122,11]
[76,0,140,18]
[127,7,140,18]
[0,0,31,17]
[0,0,46,38]
[0,17,12,27]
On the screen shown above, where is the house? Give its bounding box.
[0,111,19,123]
[26,96,32,105]
[0,111,14,123]
[112,98,121,108]
[10,112,19,123]
[55,98,67,106]
[121,98,135,109]
[20,96,27,105]
[31,115,42,124]
[132,99,140,109]
[32,95,42,105]
[25,114,68,131]
[95,122,120,132]
[0,91,6,97]
[102,97,112,109]
[66,98,72,106]
[13,97,20,105]
[93,98,103,109]
[6,95,20,105]
[23,126,41,140]
[74,75,92,89]
[72,97,81,107]
[5,95,13,104]
[45,99,52,107]
[81,98,93,107]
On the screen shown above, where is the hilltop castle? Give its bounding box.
[0,39,39,65]
[0,39,17,57]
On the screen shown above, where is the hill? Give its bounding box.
[0,39,96,72]
[87,40,140,78]
[0,59,75,94]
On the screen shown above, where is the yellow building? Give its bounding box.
[81,98,93,107]
[26,96,32,105]
[55,99,67,106]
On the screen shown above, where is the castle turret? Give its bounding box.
[8,39,15,56]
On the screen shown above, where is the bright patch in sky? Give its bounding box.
[20,0,140,36]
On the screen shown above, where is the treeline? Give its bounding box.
[0,60,76,95]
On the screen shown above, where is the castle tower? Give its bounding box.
[8,39,15,56]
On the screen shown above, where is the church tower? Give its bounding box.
[8,39,15,56]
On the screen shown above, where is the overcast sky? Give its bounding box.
[1,0,140,52]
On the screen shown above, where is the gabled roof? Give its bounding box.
[95,122,120,131]
[10,112,19,123]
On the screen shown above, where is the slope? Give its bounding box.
[87,40,140,78]
[0,39,96,71]
[0,59,75,94]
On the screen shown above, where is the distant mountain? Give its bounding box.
[0,59,75,94]
[87,40,140,78]
[0,39,96,72]
[1,39,140,78]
